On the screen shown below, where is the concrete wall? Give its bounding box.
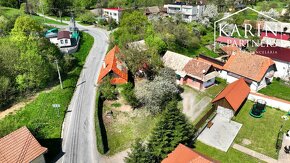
[274,60,290,79]
[248,92,290,112]
[31,154,45,163]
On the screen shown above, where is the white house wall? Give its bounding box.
[274,60,290,79]
[103,9,121,23]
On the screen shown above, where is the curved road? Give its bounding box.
[40,15,110,163]
[61,26,109,163]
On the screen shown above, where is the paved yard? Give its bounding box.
[278,134,290,163]
[198,115,242,152]
[181,92,211,122]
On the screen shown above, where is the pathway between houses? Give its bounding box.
[181,92,212,122]
[233,144,278,163]
[100,149,130,163]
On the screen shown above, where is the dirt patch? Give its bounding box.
[242,138,252,145]
[0,88,55,120]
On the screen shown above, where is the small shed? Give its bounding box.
[212,78,250,119]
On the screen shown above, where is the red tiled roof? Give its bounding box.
[0,126,47,163]
[162,144,217,163]
[260,32,290,40]
[183,59,212,79]
[212,78,250,112]
[97,46,128,84]
[57,31,70,39]
[197,55,224,70]
[103,8,123,11]
[255,46,290,62]
[223,51,275,82]
[220,45,241,56]
[216,36,248,47]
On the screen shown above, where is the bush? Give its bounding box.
[120,83,139,108]
[99,76,117,100]
[79,12,96,25]
[95,90,109,154]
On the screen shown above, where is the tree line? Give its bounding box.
[0,11,74,109]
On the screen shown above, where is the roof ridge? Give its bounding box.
[17,130,33,163]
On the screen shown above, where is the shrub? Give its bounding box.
[99,76,117,100]
[120,83,139,108]
[79,12,96,25]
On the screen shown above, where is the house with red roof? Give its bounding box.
[181,59,219,91]
[212,78,250,119]
[220,51,276,91]
[98,46,128,85]
[256,46,290,81]
[162,144,218,163]
[216,36,248,48]
[0,126,47,163]
[102,8,123,23]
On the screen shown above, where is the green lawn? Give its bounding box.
[170,45,219,58]
[233,101,290,159]
[0,7,67,25]
[194,141,264,163]
[104,108,160,155]
[0,32,94,161]
[258,79,290,102]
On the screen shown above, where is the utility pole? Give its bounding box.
[55,60,63,89]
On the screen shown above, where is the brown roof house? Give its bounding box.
[212,78,250,119]
[220,51,276,92]
[182,59,219,91]
[0,126,47,163]
[162,51,219,91]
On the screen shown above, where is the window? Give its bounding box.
[65,39,68,44]
[60,40,64,44]
[114,13,117,16]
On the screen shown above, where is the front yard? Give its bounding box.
[194,141,263,163]
[233,101,290,158]
[103,102,160,155]
[258,79,290,102]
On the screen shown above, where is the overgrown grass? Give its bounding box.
[105,108,160,155]
[194,141,264,163]
[258,78,290,102]
[31,15,67,25]
[169,45,219,58]
[233,101,290,158]
[0,32,94,161]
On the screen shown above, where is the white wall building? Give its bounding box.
[102,8,122,23]
[164,3,205,22]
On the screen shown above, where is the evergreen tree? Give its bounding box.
[125,139,152,163]
[125,100,195,163]
[147,100,195,161]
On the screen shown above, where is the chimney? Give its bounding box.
[103,61,106,68]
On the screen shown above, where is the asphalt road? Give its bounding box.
[61,27,109,163]
[40,15,110,163]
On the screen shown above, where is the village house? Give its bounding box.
[212,78,250,119]
[0,126,47,163]
[162,144,218,163]
[220,51,276,91]
[45,18,80,54]
[256,46,290,81]
[261,37,290,48]
[97,46,128,85]
[163,1,206,22]
[102,8,123,23]
[197,54,225,71]
[162,51,219,91]
[182,59,219,90]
